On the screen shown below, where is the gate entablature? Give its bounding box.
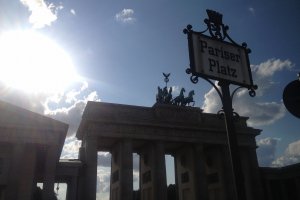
[77,101,259,148]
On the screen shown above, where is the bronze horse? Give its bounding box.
[182,90,195,106]
[172,88,185,106]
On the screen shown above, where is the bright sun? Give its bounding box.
[0,30,78,93]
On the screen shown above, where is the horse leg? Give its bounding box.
[172,98,177,105]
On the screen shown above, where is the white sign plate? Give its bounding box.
[188,32,253,87]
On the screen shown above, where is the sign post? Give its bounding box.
[218,81,246,200]
[184,10,257,200]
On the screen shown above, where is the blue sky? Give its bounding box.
[0,0,300,199]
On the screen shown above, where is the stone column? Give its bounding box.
[153,142,167,200]
[220,145,236,200]
[175,145,208,200]
[295,177,300,199]
[84,137,98,200]
[175,146,191,200]
[173,153,179,200]
[194,145,208,200]
[280,180,287,200]
[42,145,58,200]
[243,147,264,200]
[239,148,252,200]
[140,142,167,200]
[110,139,133,200]
[6,144,24,200]
[263,179,272,200]
[120,139,133,199]
[18,145,37,200]
[77,146,86,199]
[66,176,78,200]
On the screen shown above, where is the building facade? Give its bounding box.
[1,100,298,200]
[260,163,300,200]
[0,100,68,200]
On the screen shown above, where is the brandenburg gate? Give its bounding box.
[76,101,263,200]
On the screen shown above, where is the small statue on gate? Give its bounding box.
[155,73,195,107]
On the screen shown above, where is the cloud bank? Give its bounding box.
[272,140,300,167]
[44,82,100,136]
[20,0,63,28]
[257,137,300,167]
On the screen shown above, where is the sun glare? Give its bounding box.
[0,30,78,93]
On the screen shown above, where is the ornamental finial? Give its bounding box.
[206,9,223,27]
[163,72,170,87]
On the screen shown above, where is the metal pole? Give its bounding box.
[219,81,247,200]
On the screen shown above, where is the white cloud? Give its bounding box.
[202,82,221,113]
[70,9,76,16]
[252,58,293,78]
[248,7,255,15]
[97,167,111,200]
[133,153,139,172]
[20,0,63,28]
[256,137,280,167]
[171,86,183,96]
[202,58,293,127]
[115,9,136,24]
[272,140,300,167]
[60,135,81,159]
[98,171,111,193]
[98,152,111,167]
[56,183,67,200]
[238,101,285,126]
[44,81,100,136]
[133,170,140,190]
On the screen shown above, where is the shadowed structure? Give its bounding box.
[76,101,264,200]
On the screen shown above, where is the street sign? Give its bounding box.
[187,32,253,88]
[184,9,258,200]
